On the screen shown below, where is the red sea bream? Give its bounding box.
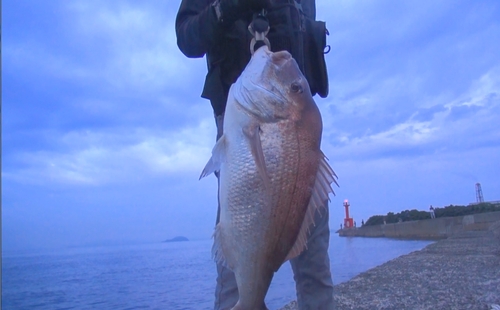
[200,46,337,310]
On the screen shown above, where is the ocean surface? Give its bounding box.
[2,235,433,310]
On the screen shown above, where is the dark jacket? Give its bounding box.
[176,0,327,116]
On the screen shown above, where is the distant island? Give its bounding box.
[163,236,189,243]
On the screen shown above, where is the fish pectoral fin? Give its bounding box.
[200,136,227,180]
[285,153,339,261]
[212,223,231,269]
[242,124,271,190]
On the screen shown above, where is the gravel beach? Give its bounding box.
[280,221,500,310]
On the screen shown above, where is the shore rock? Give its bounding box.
[280,222,500,310]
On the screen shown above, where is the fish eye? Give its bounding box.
[290,82,303,94]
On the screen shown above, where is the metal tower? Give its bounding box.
[475,183,484,203]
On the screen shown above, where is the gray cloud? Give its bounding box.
[3,0,500,251]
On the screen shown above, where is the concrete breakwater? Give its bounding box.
[338,211,500,239]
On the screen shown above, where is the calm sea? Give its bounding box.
[2,235,432,310]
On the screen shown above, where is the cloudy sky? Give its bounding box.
[3,0,500,251]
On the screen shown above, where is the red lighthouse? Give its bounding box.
[343,199,354,228]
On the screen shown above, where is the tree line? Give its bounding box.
[364,202,500,226]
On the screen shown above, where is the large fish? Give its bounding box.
[200,46,337,310]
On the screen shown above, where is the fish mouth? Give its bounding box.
[255,45,292,62]
[271,50,293,65]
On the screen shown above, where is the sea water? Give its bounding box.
[2,235,432,310]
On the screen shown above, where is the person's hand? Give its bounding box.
[218,0,271,25]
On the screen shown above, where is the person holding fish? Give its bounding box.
[176,1,334,309]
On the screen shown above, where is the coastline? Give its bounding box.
[280,220,500,310]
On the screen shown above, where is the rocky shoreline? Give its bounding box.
[280,221,500,310]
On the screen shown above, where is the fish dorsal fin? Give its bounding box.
[284,153,338,261]
[242,124,271,190]
[212,223,232,269]
[200,135,227,179]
